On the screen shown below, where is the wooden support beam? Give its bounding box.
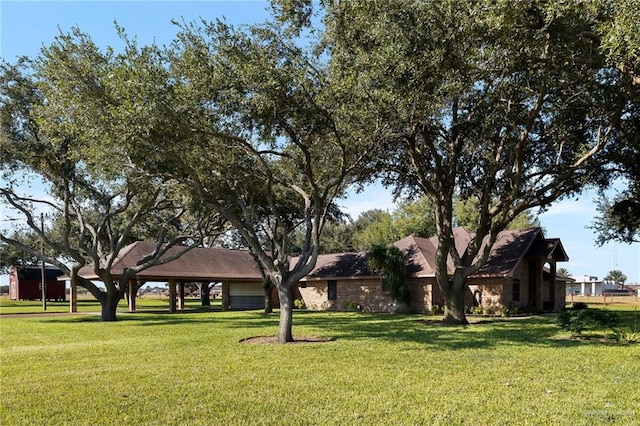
[169,279,177,313]
[128,279,137,312]
[178,282,185,310]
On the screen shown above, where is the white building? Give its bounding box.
[565,275,619,296]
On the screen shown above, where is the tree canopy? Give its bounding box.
[0,32,224,320]
[604,269,627,285]
[2,0,638,333]
[324,0,638,323]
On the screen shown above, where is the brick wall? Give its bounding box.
[407,278,434,313]
[298,281,333,310]
[298,278,395,311]
[468,278,507,310]
[553,280,567,311]
[511,261,530,307]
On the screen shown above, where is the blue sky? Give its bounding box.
[1,0,638,284]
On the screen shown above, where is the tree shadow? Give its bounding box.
[285,311,589,350]
[39,309,629,350]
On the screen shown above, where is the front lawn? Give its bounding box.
[0,296,219,315]
[1,309,638,425]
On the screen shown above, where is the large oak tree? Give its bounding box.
[0,33,224,321]
[158,18,376,342]
[324,0,638,323]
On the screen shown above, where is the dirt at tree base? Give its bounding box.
[239,335,335,344]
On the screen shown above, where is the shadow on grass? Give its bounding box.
[39,308,627,350]
[282,311,587,350]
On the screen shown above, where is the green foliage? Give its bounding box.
[293,298,306,309]
[325,0,638,324]
[342,300,359,311]
[328,196,435,253]
[599,0,640,81]
[0,230,43,274]
[353,210,396,251]
[367,244,410,308]
[0,27,226,321]
[430,304,444,316]
[470,305,484,316]
[616,329,639,343]
[590,191,640,245]
[604,269,628,285]
[392,196,436,238]
[454,196,539,230]
[556,307,621,337]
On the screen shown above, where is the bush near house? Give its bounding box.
[556,305,621,337]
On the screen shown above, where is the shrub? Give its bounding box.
[571,302,588,310]
[484,305,498,316]
[293,299,306,310]
[499,307,511,317]
[342,300,359,311]
[556,307,621,337]
[471,305,484,316]
[431,304,444,315]
[616,329,639,344]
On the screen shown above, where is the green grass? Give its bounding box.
[0,296,220,314]
[1,307,639,425]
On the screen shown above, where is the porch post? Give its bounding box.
[69,280,77,313]
[128,279,137,312]
[169,279,177,313]
[549,261,556,311]
[178,282,185,310]
[222,281,230,311]
[535,260,544,311]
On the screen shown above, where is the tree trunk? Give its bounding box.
[263,278,273,314]
[440,275,469,325]
[200,282,211,306]
[101,290,121,321]
[276,284,293,342]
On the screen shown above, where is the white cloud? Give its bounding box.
[538,197,596,218]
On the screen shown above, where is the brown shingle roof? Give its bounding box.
[78,241,262,282]
[391,227,564,279]
[473,228,542,277]
[77,228,567,283]
[301,252,376,280]
[393,235,437,277]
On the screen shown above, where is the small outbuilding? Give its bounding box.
[9,265,66,301]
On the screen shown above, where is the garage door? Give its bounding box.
[228,282,263,310]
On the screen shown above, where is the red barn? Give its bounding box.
[9,266,66,301]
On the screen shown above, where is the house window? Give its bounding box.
[328,280,337,301]
[513,279,521,302]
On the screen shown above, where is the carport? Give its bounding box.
[73,242,264,313]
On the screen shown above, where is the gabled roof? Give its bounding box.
[526,237,569,262]
[390,227,567,279]
[78,241,262,282]
[393,235,437,277]
[75,228,568,284]
[473,228,543,277]
[301,252,376,281]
